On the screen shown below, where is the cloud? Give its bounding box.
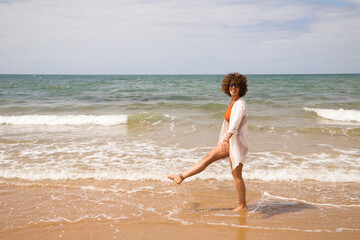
[0,0,359,73]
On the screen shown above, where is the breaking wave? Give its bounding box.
[303,108,360,123]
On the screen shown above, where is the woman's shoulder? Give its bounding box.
[234,98,246,107]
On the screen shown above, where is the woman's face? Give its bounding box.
[229,82,240,98]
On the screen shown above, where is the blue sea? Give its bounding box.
[1,74,360,237]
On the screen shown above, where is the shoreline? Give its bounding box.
[1,179,359,239]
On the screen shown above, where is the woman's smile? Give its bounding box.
[230,85,239,96]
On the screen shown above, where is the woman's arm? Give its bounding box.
[228,101,245,134]
[222,100,246,153]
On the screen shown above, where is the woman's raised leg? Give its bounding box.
[167,143,228,184]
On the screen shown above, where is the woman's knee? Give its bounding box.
[232,164,243,178]
[204,147,224,164]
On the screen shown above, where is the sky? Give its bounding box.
[0,0,359,74]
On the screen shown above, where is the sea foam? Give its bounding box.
[303,107,360,123]
[0,114,128,126]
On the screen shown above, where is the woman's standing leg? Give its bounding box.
[167,143,228,184]
[232,163,248,211]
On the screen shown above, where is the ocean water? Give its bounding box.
[0,74,359,183]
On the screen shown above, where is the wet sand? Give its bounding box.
[1,179,359,240]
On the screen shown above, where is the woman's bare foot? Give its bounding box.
[166,173,183,185]
[233,205,248,212]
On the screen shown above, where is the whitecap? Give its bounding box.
[303,107,360,123]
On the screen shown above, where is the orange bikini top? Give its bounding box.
[224,101,235,122]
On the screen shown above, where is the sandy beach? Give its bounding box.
[1,179,359,240]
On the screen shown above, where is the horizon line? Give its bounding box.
[1,72,359,76]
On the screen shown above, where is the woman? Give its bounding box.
[167,72,249,211]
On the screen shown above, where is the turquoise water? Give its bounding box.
[0,74,359,182]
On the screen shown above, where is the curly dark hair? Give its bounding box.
[221,72,248,97]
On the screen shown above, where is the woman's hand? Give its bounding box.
[221,133,233,153]
[221,140,229,153]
